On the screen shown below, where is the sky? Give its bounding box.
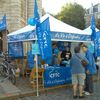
[42,0,100,14]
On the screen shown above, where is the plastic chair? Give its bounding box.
[30,67,44,89]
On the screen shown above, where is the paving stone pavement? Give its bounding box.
[0,74,100,100]
[12,80,100,100]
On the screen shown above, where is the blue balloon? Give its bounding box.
[27,17,36,26]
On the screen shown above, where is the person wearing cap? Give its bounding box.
[82,44,97,96]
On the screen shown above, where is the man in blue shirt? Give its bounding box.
[82,44,97,95]
[52,43,59,66]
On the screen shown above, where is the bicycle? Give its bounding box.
[0,51,16,85]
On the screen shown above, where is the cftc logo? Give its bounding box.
[49,70,60,78]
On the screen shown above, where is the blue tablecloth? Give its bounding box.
[44,66,72,87]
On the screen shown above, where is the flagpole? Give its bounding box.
[28,0,40,96]
[35,29,39,96]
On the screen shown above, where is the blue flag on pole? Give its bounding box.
[0,15,6,32]
[41,17,52,60]
[91,16,96,41]
[34,0,40,24]
[33,0,52,61]
[94,31,100,57]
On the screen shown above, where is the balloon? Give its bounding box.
[27,17,36,26]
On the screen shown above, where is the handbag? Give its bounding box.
[76,54,88,67]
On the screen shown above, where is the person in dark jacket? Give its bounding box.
[82,44,97,95]
[70,46,88,98]
[60,47,72,66]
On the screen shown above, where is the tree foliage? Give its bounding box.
[55,3,85,29]
[96,19,100,30]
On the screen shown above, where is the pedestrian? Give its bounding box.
[82,44,97,96]
[70,46,88,99]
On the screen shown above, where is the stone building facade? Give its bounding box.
[85,3,100,27]
[0,0,42,33]
[0,0,42,52]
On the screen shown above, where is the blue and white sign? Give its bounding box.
[32,42,40,54]
[52,32,91,41]
[44,67,72,87]
[8,30,36,42]
[8,42,23,58]
[8,31,91,43]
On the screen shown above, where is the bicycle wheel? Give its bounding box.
[0,64,3,76]
[0,64,5,76]
[9,74,16,85]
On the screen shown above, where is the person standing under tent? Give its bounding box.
[60,47,72,66]
[82,44,97,96]
[52,43,59,66]
[70,46,88,99]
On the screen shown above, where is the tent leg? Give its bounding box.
[36,54,39,96]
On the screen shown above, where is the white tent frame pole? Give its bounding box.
[35,54,39,96]
[35,29,39,96]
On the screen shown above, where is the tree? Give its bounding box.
[96,19,100,30]
[55,3,85,29]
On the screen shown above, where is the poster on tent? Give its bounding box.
[94,32,100,57]
[8,42,23,58]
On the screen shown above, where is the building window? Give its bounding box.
[93,6,98,13]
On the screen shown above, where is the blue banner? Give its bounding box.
[36,18,52,60]
[91,16,96,41]
[0,15,6,32]
[27,50,34,69]
[44,67,72,87]
[8,31,91,42]
[51,32,91,41]
[41,18,52,60]
[94,31,100,57]
[8,42,23,58]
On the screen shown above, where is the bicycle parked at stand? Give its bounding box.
[0,51,16,85]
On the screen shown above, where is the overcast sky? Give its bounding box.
[42,0,100,14]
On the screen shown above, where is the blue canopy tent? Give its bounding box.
[7,14,91,43]
[0,15,6,32]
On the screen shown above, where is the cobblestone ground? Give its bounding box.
[13,80,100,100]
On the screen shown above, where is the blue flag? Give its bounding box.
[3,15,6,25]
[0,15,6,32]
[91,16,96,41]
[94,31,100,57]
[33,0,52,61]
[34,0,40,24]
[41,18,52,60]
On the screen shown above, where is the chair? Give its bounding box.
[24,60,32,77]
[30,67,44,89]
